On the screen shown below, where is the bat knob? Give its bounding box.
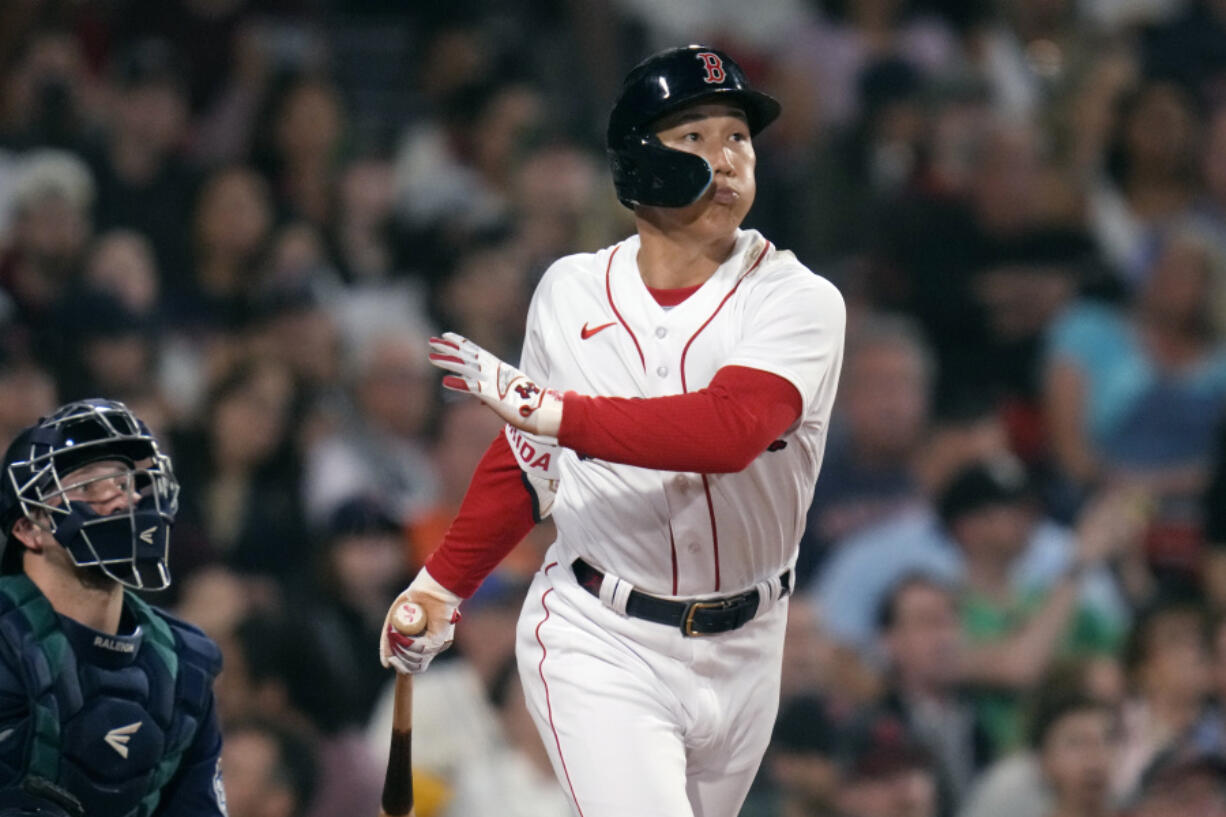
[393,601,427,636]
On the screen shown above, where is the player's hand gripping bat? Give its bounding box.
[379,602,427,817]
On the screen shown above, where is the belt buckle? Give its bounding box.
[682,599,729,637]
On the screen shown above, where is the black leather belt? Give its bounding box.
[571,558,790,637]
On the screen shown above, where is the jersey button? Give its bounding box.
[656,366,668,377]
[655,326,667,338]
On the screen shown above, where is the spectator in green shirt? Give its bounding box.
[936,457,1146,753]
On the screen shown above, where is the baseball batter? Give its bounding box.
[380,45,845,817]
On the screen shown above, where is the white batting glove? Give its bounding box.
[428,333,564,437]
[379,567,463,675]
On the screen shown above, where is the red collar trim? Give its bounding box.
[646,283,702,307]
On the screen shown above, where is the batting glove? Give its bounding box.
[379,567,463,675]
[428,333,564,437]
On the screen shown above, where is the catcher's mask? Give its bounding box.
[0,399,179,591]
[606,44,780,209]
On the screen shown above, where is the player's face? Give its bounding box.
[57,460,141,516]
[651,102,756,236]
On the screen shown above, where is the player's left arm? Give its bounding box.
[558,365,801,472]
[431,271,845,473]
[150,694,227,817]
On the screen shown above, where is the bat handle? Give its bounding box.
[379,674,416,816]
[380,601,425,817]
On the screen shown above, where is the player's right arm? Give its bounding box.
[380,272,558,675]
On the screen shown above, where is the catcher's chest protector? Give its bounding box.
[0,575,220,817]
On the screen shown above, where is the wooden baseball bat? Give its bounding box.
[379,601,427,817]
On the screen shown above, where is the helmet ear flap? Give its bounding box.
[609,136,714,208]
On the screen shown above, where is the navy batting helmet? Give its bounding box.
[607,45,781,209]
[0,399,179,590]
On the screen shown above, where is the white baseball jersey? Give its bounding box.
[517,227,845,598]
[511,228,844,817]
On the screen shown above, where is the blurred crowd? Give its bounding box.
[3,0,1226,816]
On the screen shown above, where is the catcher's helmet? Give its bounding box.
[607,44,781,209]
[0,399,179,590]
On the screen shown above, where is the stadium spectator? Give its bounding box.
[1086,79,1200,287]
[959,659,1126,817]
[303,327,437,527]
[0,359,56,445]
[430,228,533,363]
[939,457,1134,753]
[811,394,1012,652]
[1113,589,1216,801]
[1031,691,1117,817]
[221,605,382,817]
[50,286,157,402]
[0,26,96,154]
[798,312,934,585]
[0,149,93,328]
[876,574,994,811]
[170,357,306,585]
[1127,746,1226,817]
[1045,223,1226,581]
[741,693,843,817]
[836,708,941,817]
[220,717,319,817]
[308,496,412,718]
[84,228,160,313]
[89,38,197,288]
[254,73,347,229]
[812,408,1131,658]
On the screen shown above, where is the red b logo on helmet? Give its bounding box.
[696,52,726,84]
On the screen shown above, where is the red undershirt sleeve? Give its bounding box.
[424,432,537,598]
[557,365,803,473]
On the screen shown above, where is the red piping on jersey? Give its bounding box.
[604,244,645,371]
[668,520,678,595]
[678,241,771,393]
[536,562,586,816]
[678,239,771,592]
[699,474,721,591]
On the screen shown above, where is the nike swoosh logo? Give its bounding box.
[580,321,617,340]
